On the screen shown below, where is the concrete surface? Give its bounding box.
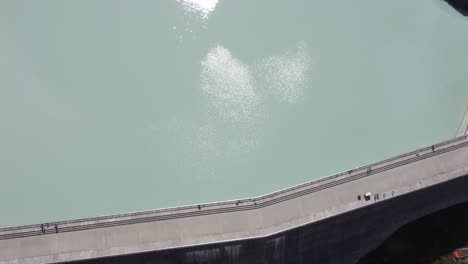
[67,168,468,264]
[1,134,468,264]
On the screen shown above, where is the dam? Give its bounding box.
[2,1,468,263]
[1,111,468,264]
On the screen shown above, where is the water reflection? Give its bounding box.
[177,0,219,20]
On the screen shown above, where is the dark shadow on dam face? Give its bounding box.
[356,198,468,264]
[66,174,468,264]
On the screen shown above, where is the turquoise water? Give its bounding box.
[0,0,467,227]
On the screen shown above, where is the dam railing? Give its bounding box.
[0,135,467,240]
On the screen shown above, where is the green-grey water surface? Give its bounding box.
[1,0,467,227]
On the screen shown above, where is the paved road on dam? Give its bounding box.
[1,134,468,264]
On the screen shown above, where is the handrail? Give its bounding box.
[0,135,466,238]
[457,107,468,137]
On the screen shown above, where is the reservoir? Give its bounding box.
[0,0,467,227]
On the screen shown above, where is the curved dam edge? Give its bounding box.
[1,135,468,264]
[457,107,468,137]
[67,168,468,264]
[1,136,466,234]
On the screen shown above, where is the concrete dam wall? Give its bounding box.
[68,173,468,264]
[358,195,468,264]
[1,134,468,264]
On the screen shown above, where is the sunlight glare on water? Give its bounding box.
[0,0,467,227]
[177,0,219,20]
